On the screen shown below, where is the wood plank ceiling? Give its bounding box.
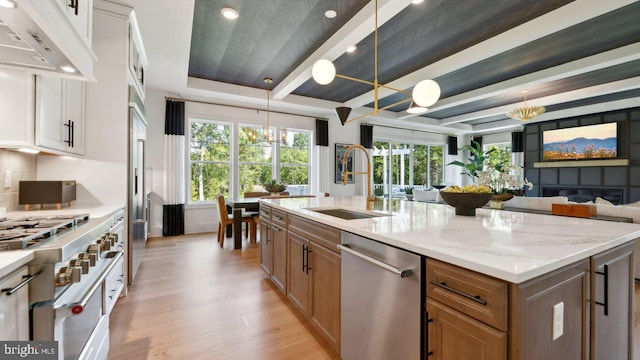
[186,0,640,134]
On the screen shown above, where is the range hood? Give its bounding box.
[0,1,95,81]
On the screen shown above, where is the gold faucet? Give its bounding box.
[341,144,376,210]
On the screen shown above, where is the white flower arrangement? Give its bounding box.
[475,160,533,194]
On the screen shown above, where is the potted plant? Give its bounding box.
[404,186,414,201]
[374,187,384,199]
[263,179,287,195]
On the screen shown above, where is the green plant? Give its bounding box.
[403,186,414,195]
[263,179,287,193]
[446,140,497,180]
[374,187,384,197]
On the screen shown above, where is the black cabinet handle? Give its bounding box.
[64,120,72,146]
[595,264,609,316]
[2,270,42,296]
[301,244,305,272]
[70,120,74,147]
[429,280,487,305]
[68,0,78,16]
[426,312,433,357]
[265,225,270,244]
[305,247,312,274]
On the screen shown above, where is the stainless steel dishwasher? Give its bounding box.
[339,231,422,360]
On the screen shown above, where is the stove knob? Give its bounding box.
[87,244,101,258]
[55,272,67,286]
[79,253,96,267]
[89,253,98,265]
[71,258,90,274]
[109,233,118,245]
[70,267,82,283]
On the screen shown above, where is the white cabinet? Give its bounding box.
[55,0,94,46]
[0,69,35,148]
[35,75,85,155]
[128,17,147,99]
[0,266,30,340]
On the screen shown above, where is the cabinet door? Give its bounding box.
[0,69,34,147]
[0,267,30,340]
[64,79,85,154]
[287,232,309,315]
[591,242,634,360]
[36,76,65,151]
[259,221,271,276]
[271,224,287,294]
[309,241,341,352]
[56,0,93,45]
[427,300,507,360]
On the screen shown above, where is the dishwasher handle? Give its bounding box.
[338,244,412,278]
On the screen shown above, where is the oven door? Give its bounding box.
[32,251,123,360]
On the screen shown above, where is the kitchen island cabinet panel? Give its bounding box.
[309,239,340,351]
[427,299,507,360]
[287,231,309,315]
[510,259,590,360]
[590,241,634,360]
[271,222,287,295]
[259,205,272,276]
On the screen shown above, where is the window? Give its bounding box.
[372,140,444,197]
[279,129,310,195]
[484,142,512,168]
[239,125,273,194]
[189,120,231,202]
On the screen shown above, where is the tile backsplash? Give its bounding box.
[0,149,37,211]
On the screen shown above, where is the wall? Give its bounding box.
[524,107,640,203]
[0,150,36,211]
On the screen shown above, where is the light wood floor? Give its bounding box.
[108,232,340,360]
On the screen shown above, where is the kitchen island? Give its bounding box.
[259,196,640,359]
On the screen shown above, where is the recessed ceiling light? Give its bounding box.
[412,0,425,4]
[0,0,17,8]
[221,7,239,20]
[61,65,76,73]
[346,45,357,53]
[325,10,337,19]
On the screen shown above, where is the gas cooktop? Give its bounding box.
[0,214,89,251]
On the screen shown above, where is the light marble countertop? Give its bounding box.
[262,196,640,283]
[0,250,34,279]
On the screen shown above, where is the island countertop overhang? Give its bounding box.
[261,196,640,283]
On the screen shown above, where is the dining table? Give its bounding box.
[224,197,262,249]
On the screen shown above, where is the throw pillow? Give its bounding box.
[595,197,613,206]
[624,200,640,208]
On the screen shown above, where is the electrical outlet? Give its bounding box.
[3,171,10,189]
[552,302,564,340]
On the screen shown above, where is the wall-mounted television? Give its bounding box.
[542,122,617,161]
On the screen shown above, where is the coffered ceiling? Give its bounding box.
[121,0,640,135]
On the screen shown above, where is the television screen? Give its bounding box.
[542,123,617,161]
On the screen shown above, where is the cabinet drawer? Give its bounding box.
[259,205,272,223]
[104,255,125,315]
[271,208,287,228]
[288,214,341,252]
[427,259,508,331]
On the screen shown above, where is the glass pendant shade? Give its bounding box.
[412,80,441,107]
[312,59,336,85]
[406,100,428,114]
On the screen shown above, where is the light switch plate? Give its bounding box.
[552,301,564,340]
[3,170,11,189]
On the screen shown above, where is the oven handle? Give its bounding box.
[55,251,123,319]
[1,270,42,296]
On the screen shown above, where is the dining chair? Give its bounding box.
[216,195,257,247]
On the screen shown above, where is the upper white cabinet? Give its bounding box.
[0,69,35,148]
[35,75,85,155]
[128,14,147,99]
[54,0,94,46]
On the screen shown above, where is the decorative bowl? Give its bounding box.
[491,193,514,202]
[439,191,492,216]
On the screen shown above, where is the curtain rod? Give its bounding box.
[165,96,328,121]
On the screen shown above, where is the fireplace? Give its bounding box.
[542,187,623,205]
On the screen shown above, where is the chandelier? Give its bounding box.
[311,0,441,125]
[506,91,546,121]
[248,78,287,144]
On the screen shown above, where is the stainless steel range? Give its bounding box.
[3,208,125,360]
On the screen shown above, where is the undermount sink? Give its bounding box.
[306,208,389,220]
